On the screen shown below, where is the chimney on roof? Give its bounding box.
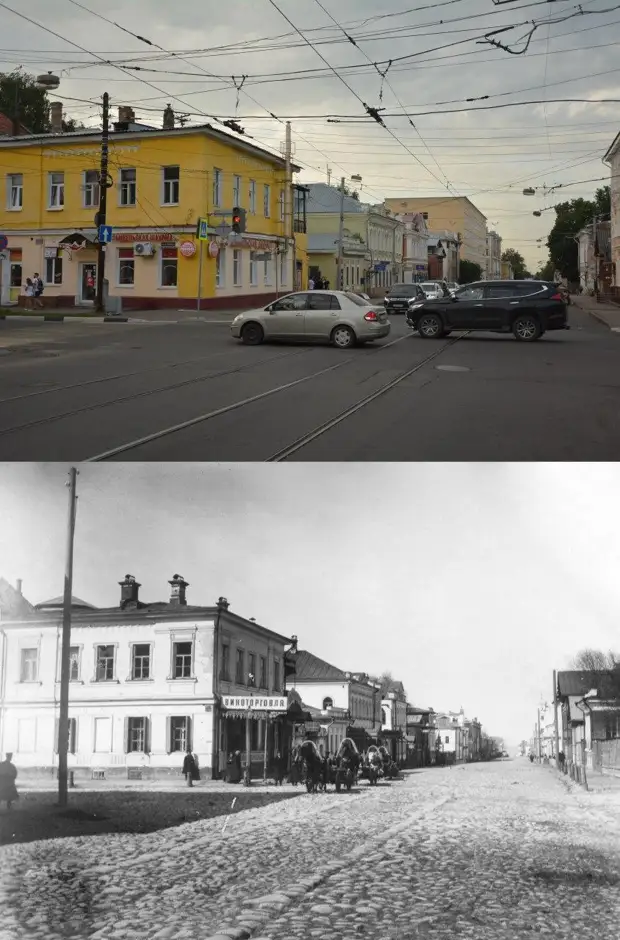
[168,573,188,606]
[119,573,141,609]
[50,102,63,135]
[217,596,230,611]
[15,579,22,595]
[163,104,175,130]
[114,106,136,133]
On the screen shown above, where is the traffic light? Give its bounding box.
[232,207,246,233]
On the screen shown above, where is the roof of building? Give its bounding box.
[0,121,301,170]
[293,649,348,682]
[0,112,30,136]
[0,578,35,618]
[604,130,620,162]
[35,595,98,610]
[557,669,620,699]
[306,183,367,215]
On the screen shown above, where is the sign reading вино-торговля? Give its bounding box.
[221,696,288,711]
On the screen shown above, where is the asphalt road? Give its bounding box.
[0,305,618,460]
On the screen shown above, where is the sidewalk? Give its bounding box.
[1,306,240,324]
[572,294,620,331]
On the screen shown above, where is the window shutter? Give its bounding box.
[123,717,129,753]
[69,719,77,755]
[144,717,151,754]
[166,717,172,754]
[54,718,59,754]
[186,716,193,752]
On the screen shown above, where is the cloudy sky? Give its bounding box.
[1,462,619,747]
[1,0,619,270]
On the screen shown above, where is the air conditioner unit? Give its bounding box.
[134,242,155,257]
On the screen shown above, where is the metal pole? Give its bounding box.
[553,670,560,766]
[336,177,345,290]
[284,121,294,289]
[95,92,110,314]
[537,709,541,761]
[244,712,252,786]
[57,467,78,807]
[263,716,269,784]
[196,240,204,312]
[593,214,599,301]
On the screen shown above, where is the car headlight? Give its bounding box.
[408,303,424,311]
[232,314,243,324]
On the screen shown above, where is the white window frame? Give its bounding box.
[45,255,63,285]
[263,183,271,218]
[117,248,135,287]
[216,248,225,288]
[162,165,180,206]
[249,179,256,214]
[119,168,137,207]
[233,174,241,207]
[20,648,38,682]
[48,171,64,210]
[82,169,100,209]
[279,189,284,222]
[263,255,271,286]
[160,246,178,288]
[249,251,258,286]
[7,173,22,210]
[233,248,242,287]
[213,168,222,207]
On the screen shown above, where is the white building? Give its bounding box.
[604,130,620,287]
[486,231,502,280]
[0,575,295,780]
[390,211,429,282]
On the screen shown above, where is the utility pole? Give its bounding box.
[593,214,599,301]
[57,467,79,808]
[553,670,560,765]
[336,177,346,291]
[284,121,295,290]
[537,708,542,761]
[95,93,110,314]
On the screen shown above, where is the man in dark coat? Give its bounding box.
[0,753,19,809]
[182,750,198,787]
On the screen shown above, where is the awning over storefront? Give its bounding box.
[59,230,98,248]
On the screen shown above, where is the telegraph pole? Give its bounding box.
[553,670,560,765]
[336,177,345,291]
[537,708,542,761]
[57,467,79,807]
[284,121,295,290]
[95,93,110,314]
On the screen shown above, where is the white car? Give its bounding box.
[419,281,452,300]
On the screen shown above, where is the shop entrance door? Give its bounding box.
[79,262,97,304]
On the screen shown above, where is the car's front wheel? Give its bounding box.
[331,325,356,349]
[241,322,264,345]
[417,312,444,338]
[512,314,542,342]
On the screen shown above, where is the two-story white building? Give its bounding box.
[0,575,295,781]
[604,130,620,287]
[291,650,381,752]
[380,679,408,765]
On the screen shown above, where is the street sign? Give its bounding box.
[220,695,288,711]
[215,223,232,236]
[197,218,209,241]
[210,210,234,217]
[98,224,113,243]
[0,235,7,251]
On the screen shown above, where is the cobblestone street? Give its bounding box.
[1,759,619,940]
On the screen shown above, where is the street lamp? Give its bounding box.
[11,71,60,135]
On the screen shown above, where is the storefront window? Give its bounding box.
[161,246,178,287]
[118,248,135,286]
[45,256,63,285]
[10,263,22,288]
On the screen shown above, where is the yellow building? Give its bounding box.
[0,106,308,310]
[500,260,514,280]
[384,196,487,274]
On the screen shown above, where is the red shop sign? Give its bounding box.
[114,232,180,242]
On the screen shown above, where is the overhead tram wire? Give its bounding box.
[63,0,390,205]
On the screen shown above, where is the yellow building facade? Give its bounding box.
[384,196,487,274]
[0,120,308,309]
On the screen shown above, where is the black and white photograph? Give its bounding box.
[1,0,620,938]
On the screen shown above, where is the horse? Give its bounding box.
[298,740,324,793]
[334,737,361,791]
[366,745,383,785]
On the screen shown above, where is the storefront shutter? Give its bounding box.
[144,717,151,754]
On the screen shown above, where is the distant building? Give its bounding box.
[603,130,620,287]
[385,196,487,274]
[427,231,460,282]
[486,231,502,280]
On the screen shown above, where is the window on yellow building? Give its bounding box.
[263,256,271,286]
[233,249,242,287]
[263,184,270,218]
[233,175,241,207]
[162,166,180,205]
[83,169,100,208]
[249,251,258,286]
[48,172,64,209]
[160,246,178,287]
[216,248,225,288]
[7,173,22,210]
[279,189,284,222]
[119,168,136,206]
[45,256,63,285]
[213,168,222,207]
[118,248,135,286]
[249,180,256,214]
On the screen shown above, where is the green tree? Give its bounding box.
[0,70,50,133]
[459,259,482,284]
[547,186,611,282]
[501,248,530,280]
[535,259,555,281]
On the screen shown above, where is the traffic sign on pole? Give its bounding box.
[197,218,209,241]
[0,234,8,251]
[98,224,113,244]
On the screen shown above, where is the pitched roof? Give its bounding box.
[306,183,367,215]
[35,595,98,610]
[293,650,348,682]
[0,578,35,618]
[0,112,29,136]
[557,669,620,699]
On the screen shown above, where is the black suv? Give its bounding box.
[406,280,569,342]
[384,283,426,314]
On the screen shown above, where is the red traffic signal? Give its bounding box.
[232,207,246,233]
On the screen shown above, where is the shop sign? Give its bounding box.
[114,232,180,242]
[241,238,274,252]
[44,247,58,259]
[180,240,197,258]
[221,695,288,711]
[208,241,219,258]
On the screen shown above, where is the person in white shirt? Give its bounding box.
[24,278,35,310]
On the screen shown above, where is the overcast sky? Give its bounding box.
[1,0,618,270]
[1,462,619,747]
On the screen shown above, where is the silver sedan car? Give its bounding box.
[230,290,391,349]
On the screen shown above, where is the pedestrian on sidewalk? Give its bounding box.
[33,273,44,308]
[0,753,19,810]
[182,749,198,787]
[308,277,315,290]
[23,278,35,310]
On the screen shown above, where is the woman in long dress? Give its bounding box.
[0,753,19,809]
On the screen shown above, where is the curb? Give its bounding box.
[574,301,619,331]
[204,791,453,940]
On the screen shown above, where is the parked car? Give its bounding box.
[384,283,426,314]
[418,281,452,300]
[230,290,391,349]
[406,280,569,342]
[445,282,459,295]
